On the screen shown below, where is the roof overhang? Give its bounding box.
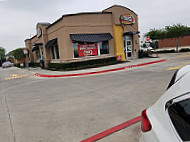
[70,33,113,43]
[123,31,140,36]
[45,38,57,48]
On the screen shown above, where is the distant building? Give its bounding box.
[159,31,190,49]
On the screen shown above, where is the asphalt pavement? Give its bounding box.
[1,52,190,142]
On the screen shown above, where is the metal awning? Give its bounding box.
[33,43,43,46]
[70,33,113,43]
[123,31,140,36]
[32,46,39,52]
[32,43,42,52]
[45,38,57,48]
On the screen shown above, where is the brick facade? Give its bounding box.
[158,35,190,48]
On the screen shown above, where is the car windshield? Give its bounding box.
[168,98,190,141]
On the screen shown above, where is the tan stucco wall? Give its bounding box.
[46,13,114,61]
[132,34,140,59]
[104,6,139,60]
[103,6,138,32]
[25,39,34,62]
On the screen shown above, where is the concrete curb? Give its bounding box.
[80,116,141,142]
[35,59,167,78]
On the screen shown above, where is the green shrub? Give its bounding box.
[47,57,119,71]
[179,48,190,52]
[14,63,25,68]
[155,49,175,53]
[143,50,153,57]
[29,62,40,68]
[14,63,20,67]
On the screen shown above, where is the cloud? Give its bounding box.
[0,0,190,53]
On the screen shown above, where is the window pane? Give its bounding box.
[36,50,41,60]
[51,46,55,59]
[168,98,190,141]
[55,45,60,59]
[100,41,109,54]
[73,43,78,58]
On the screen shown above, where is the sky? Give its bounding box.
[0,0,190,53]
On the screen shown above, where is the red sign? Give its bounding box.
[23,49,28,55]
[117,55,122,61]
[146,36,150,42]
[120,14,135,25]
[78,44,98,57]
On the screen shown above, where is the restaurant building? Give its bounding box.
[25,5,140,67]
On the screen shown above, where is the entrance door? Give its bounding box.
[123,36,132,60]
[126,40,132,59]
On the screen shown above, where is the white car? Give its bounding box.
[141,46,153,51]
[2,61,13,68]
[140,65,190,142]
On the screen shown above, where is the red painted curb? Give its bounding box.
[35,59,167,78]
[80,116,141,142]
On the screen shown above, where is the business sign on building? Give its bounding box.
[120,14,135,25]
[78,44,98,57]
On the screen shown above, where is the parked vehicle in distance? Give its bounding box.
[140,46,153,51]
[140,65,190,142]
[2,61,13,68]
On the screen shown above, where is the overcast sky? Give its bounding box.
[0,0,190,53]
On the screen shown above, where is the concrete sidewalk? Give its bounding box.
[22,52,190,77]
[28,57,166,76]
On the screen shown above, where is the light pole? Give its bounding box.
[0,54,2,67]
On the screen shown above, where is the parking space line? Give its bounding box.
[0,74,33,82]
[80,116,141,142]
[167,65,185,70]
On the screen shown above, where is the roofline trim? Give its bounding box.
[102,5,138,16]
[25,35,37,41]
[46,12,112,29]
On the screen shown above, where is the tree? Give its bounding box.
[165,24,189,52]
[145,24,189,52]
[145,29,165,40]
[12,48,27,60]
[145,29,166,49]
[0,47,6,60]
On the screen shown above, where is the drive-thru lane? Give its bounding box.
[1,53,190,142]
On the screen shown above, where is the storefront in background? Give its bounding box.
[25,5,140,67]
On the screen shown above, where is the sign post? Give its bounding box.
[23,49,29,69]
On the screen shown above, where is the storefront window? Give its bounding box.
[73,41,110,58]
[73,43,98,58]
[40,46,44,60]
[51,45,60,59]
[100,41,109,54]
[36,49,41,61]
[73,43,78,58]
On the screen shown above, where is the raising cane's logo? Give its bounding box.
[120,14,135,25]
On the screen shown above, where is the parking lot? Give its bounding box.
[1,53,190,142]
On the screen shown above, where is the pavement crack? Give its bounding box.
[2,74,16,142]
